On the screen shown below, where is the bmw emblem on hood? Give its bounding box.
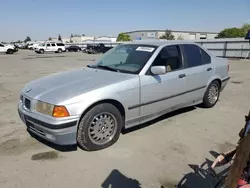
[26,88,32,93]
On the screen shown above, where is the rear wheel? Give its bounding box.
[77,103,123,151]
[6,49,14,54]
[58,48,62,53]
[202,80,220,108]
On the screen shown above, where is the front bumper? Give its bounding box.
[18,104,79,145]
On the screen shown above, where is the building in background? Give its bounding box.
[124,30,218,40]
[94,36,117,43]
[61,37,70,43]
[71,36,95,43]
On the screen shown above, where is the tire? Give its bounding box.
[6,49,14,54]
[58,48,62,53]
[77,103,123,151]
[202,80,220,108]
[39,49,44,54]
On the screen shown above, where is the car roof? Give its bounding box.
[123,40,198,47]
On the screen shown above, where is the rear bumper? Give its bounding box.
[18,107,78,145]
[221,76,230,91]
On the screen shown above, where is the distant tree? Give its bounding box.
[177,35,184,40]
[48,37,52,40]
[242,23,250,35]
[13,40,22,43]
[58,34,62,41]
[116,33,132,41]
[217,27,245,38]
[82,34,85,36]
[24,36,31,43]
[159,30,175,40]
[70,33,74,38]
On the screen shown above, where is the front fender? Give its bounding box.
[64,79,140,121]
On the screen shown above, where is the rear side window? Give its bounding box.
[0,44,4,47]
[200,48,211,64]
[51,43,56,47]
[56,43,64,46]
[183,44,202,68]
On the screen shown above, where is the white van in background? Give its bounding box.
[34,41,66,54]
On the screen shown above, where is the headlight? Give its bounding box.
[36,101,54,116]
[36,101,70,118]
[20,95,23,103]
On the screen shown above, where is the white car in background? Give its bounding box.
[34,42,66,54]
[0,43,18,54]
[28,43,40,50]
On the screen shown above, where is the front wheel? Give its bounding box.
[77,103,123,151]
[58,49,62,53]
[202,80,220,108]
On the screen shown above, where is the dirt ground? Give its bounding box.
[0,50,249,188]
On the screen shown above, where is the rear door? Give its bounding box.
[181,44,213,103]
[51,43,57,51]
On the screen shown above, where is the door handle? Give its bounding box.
[207,68,212,71]
[178,74,186,78]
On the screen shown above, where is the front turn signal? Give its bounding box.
[52,106,70,117]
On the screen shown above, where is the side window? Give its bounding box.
[151,45,182,72]
[183,44,202,68]
[51,43,56,47]
[56,43,65,46]
[46,44,51,47]
[0,44,4,47]
[200,48,211,64]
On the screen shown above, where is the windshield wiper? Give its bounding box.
[88,64,119,72]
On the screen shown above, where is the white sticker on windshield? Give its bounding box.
[136,46,154,52]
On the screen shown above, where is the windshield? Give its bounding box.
[92,44,157,74]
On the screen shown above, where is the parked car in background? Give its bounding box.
[84,43,113,54]
[66,45,82,52]
[18,41,230,151]
[34,42,66,54]
[29,43,40,50]
[0,43,18,54]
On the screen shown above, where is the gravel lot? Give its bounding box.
[0,50,249,188]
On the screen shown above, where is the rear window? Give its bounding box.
[56,43,65,46]
[200,48,211,64]
[183,44,202,68]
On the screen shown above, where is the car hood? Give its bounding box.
[22,67,135,104]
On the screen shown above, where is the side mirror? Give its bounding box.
[151,66,166,75]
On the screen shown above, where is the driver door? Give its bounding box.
[139,45,188,118]
[45,43,52,52]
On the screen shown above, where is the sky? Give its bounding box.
[1,0,250,41]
